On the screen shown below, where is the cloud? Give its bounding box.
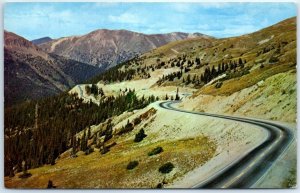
[201,2,231,9]
[109,12,143,24]
[170,3,194,13]
[4,2,296,39]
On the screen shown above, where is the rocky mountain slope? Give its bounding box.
[31,37,52,45]
[39,30,212,69]
[4,31,102,106]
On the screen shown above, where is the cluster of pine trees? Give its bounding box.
[157,71,183,85]
[88,56,154,84]
[85,84,104,96]
[157,55,246,87]
[4,89,155,177]
[200,59,246,83]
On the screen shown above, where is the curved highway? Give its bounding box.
[159,101,294,188]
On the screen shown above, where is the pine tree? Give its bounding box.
[71,136,77,157]
[87,126,91,139]
[195,57,201,65]
[186,74,191,84]
[175,88,180,100]
[221,63,225,73]
[85,85,91,95]
[192,75,196,83]
[200,74,204,82]
[80,130,87,151]
[239,58,243,65]
[211,66,217,77]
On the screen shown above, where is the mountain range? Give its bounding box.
[4,31,102,106]
[6,29,211,106]
[38,30,211,69]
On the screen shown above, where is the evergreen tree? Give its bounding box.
[175,88,180,100]
[85,85,91,95]
[195,57,201,65]
[87,126,91,139]
[192,75,196,83]
[239,58,243,65]
[186,74,191,84]
[5,88,155,174]
[80,129,87,151]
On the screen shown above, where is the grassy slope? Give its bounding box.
[5,136,216,188]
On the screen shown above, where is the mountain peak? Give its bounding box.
[31,37,53,45]
[4,31,36,49]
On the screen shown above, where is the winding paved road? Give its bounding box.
[159,101,295,188]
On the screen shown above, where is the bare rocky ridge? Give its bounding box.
[31,37,53,45]
[39,29,212,69]
[4,31,102,106]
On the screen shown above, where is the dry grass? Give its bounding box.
[198,61,295,96]
[5,136,216,189]
[143,37,214,59]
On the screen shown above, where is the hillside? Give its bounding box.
[75,17,296,123]
[4,31,103,106]
[4,17,297,189]
[39,30,212,69]
[31,37,52,45]
[65,17,296,187]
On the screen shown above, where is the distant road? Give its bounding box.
[159,101,294,188]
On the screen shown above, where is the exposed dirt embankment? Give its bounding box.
[69,68,196,103]
[179,70,296,124]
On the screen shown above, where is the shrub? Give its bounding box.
[282,169,296,188]
[134,117,141,125]
[18,172,32,179]
[47,180,56,189]
[118,121,134,135]
[85,146,94,155]
[148,147,163,156]
[134,129,147,142]
[126,161,139,170]
[269,56,279,63]
[159,162,174,174]
[215,82,223,89]
[100,145,109,155]
[156,183,163,188]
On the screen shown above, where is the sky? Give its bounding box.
[4,2,297,40]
